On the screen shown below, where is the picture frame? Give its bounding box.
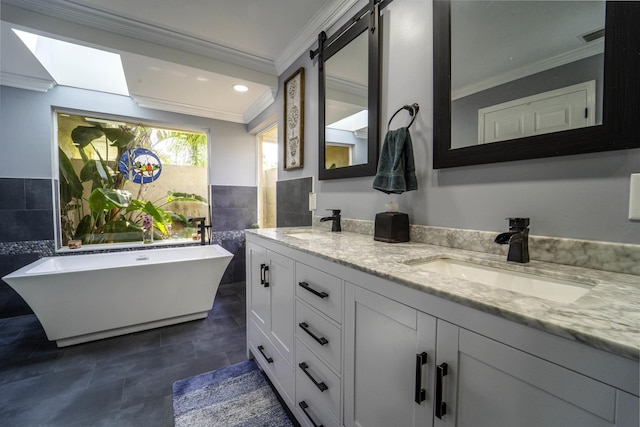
[284,67,304,170]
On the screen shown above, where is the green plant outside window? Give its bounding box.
[57,112,209,247]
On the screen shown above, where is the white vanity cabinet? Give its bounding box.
[343,284,436,427]
[434,320,639,427]
[246,232,639,427]
[246,241,295,405]
[342,275,638,427]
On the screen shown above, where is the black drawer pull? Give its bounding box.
[298,281,329,299]
[299,322,329,345]
[257,345,273,363]
[415,351,428,403]
[299,401,324,427]
[260,264,269,287]
[435,362,448,419]
[299,362,328,392]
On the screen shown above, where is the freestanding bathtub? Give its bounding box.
[2,245,233,347]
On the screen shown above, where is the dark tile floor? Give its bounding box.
[0,281,248,427]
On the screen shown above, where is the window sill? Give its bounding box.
[56,238,199,254]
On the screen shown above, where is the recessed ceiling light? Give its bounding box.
[233,84,249,92]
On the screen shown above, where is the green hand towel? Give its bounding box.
[372,127,417,194]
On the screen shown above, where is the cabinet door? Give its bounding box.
[435,321,623,427]
[344,283,436,427]
[248,243,269,331]
[268,250,294,364]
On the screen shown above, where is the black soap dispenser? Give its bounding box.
[374,202,410,243]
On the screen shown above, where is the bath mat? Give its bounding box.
[172,359,295,427]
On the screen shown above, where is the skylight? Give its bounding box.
[13,29,129,96]
[327,110,368,132]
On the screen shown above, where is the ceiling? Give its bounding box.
[0,0,357,124]
[451,0,605,99]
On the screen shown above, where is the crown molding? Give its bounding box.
[0,72,56,92]
[131,94,245,123]
[243,89,276,124]
[452,40,604,100]
[275,0,359,74]
[2,0,277,75]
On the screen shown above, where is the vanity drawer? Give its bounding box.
[296,300,342,373]
[248,319,294,404]
[296,377,340,427]
[296,339,341,420]
[296,262,342,323]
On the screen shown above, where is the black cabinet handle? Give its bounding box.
[435,362,448,419]
[299,322,328,345]
[298,281,329,299]
[299,362,328,392]
[414,352,428,403]
[299,401,324,427]
[260,264,269,287]
[257,345,273,364]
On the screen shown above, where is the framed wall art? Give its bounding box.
[284,67,304,170]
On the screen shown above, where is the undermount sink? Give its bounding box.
[281,231,330,241]
[408,258,592,303]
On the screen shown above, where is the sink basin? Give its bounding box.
[408,258,591,303]
[281,231,330,241]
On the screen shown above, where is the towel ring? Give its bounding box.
[388,103,420,130]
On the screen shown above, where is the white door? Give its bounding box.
[248,243,269,331]
[478,80,596,144]
[435,320,626,427]
[344,283,436,427]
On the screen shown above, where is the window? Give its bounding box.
[56,112,209,249]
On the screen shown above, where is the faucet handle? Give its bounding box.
[327,209,341,215]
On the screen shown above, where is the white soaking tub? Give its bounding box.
[3,245,233,347]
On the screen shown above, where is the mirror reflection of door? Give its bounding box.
[450,1,606,149]
[324,30,368,168]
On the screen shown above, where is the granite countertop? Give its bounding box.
[247,227,640,361]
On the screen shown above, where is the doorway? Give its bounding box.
[257,125,278,228]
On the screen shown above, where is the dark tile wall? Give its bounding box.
[210,185,257,285]
[276,177,313,227]
[211,231,246,285]
[0,178,55,318]
[210,186,257,232]
[0,253,41,317]
[0,178,54,243]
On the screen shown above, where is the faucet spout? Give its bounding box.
[320,209,342,232]
[494,218,530,263]
[189,217,207,245]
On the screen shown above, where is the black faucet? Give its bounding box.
[189,217,207,245]
[320,209,342,232]
[494,218,530,263]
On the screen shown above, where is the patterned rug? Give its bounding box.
[173,360,295,427]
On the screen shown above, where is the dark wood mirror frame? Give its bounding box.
[433,1,640,169]
[317,3,382,180]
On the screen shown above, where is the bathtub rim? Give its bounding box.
[2,244,232,279]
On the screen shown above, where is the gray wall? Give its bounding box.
[0,85,256,184]
[275,0,639,244]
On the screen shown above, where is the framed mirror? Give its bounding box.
[317,4,381,180]
[433,1,639,169]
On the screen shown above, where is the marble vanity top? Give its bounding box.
[246,227,640,361]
